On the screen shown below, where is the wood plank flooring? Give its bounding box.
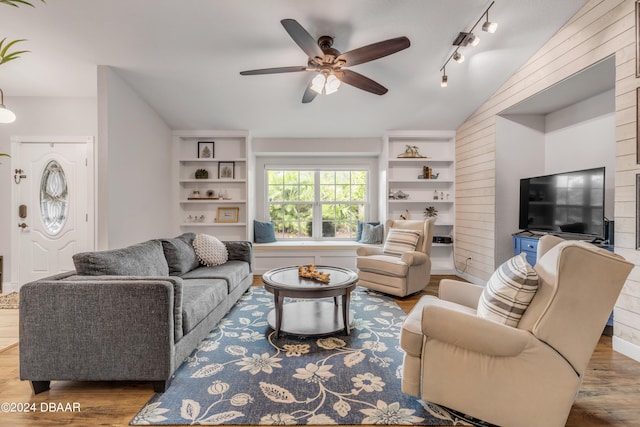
[0,275,638,426]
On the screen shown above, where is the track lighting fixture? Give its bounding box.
[441,69,448,88]
[438,1,497,87]
[482,9,498,33]
[0,88,16,124]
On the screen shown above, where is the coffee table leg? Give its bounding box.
[342,291,351,335]
[274,290,283,338]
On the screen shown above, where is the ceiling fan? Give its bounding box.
[239,19,410,103]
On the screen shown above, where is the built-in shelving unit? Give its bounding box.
[383,130,455,273]
[173,130,252,240]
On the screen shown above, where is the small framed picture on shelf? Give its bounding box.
[198,141,214,159]
[216,207,239,223]
[218,161,235,179]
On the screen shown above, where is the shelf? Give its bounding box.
[389,179,453,184]
[180,179,247,183]
[180,222,247,227]
[175,131,250,240]
[388,199,453,204]
[180,199,246,204]
[179,157,247,163]
[389,158,453,164]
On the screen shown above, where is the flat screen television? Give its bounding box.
[518,167,605,238]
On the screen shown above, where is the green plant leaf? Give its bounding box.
[0,154,10,157]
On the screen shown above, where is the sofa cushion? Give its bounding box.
[193,234,229,266]
[477,253,539,327]
[382,228,421,256]
[72,240,169,276]
[180,261,251,294]
[181,278,228,335]
[254,220,277,243]
[161,233,201,276]
[357,254,408,277]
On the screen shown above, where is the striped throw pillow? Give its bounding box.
[477,253,539,327]
[382,228,421,256]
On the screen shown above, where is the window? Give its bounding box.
[267,169,368,239]
[40,160,69,235]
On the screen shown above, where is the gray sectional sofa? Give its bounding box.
[19,233,253,394]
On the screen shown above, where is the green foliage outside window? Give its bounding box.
[268,169,367,239]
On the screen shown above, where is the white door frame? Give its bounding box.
[10,135,97,289]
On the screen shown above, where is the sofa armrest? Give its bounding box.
[224,241,253,270]
[400,251,428,266]
[20,278,179,382]
[62,274,184,341]
[421,305,531,357]
[356,246,383,256]
[438,279,484,309]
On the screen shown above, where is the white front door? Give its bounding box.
[14,138,94,285]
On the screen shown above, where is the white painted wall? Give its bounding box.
[0,96,97,290]
[545,90,615,220]
[97,66,173,249]
[495,115,546,265]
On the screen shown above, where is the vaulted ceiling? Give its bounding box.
[0,0,586,137]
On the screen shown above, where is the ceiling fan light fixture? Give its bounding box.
[311,72,341,95]
[310,73,326,94]
[324,74,341,95]
[0,88,16,124]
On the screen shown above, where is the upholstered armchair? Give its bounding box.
[356,219,435,297]
[400,236,633,427]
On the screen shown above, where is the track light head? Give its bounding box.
[441,74,448,87]
[453,52,464,63]
[482,10,498,33]
[482,20,497,33]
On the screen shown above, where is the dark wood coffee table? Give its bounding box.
[262,265,358,338]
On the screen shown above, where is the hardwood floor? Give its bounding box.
[0,275,638,426]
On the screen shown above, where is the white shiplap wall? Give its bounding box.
[455,0,640,359]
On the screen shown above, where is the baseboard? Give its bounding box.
[454,272,486,286]
[613,336,640,363]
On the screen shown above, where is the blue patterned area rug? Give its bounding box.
[131,286,484,426]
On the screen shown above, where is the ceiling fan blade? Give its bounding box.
[302,79,318,103]
[337,36,410,67]
[338,69,388,95]
[240,66,308,75]
[281,19,324,59]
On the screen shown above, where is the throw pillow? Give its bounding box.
[359,223,384,244]
[382,228,421,256]
[477,252,539,327]
[254,220,277,243]
[193,234,229,266]
[356,220,380,241]
[161,233,201,276]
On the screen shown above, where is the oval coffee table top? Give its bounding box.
[262,265,358,291]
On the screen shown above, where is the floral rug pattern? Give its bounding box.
[131,287,474,426]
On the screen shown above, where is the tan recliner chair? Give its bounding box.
[400,235,633,427]
[356,219,435,297]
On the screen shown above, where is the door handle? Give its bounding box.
[18,223,28,229]
[19,204,27,219]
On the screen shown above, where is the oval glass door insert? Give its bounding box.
[40,160,69,235]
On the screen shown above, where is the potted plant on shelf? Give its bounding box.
[424,206,438,221]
